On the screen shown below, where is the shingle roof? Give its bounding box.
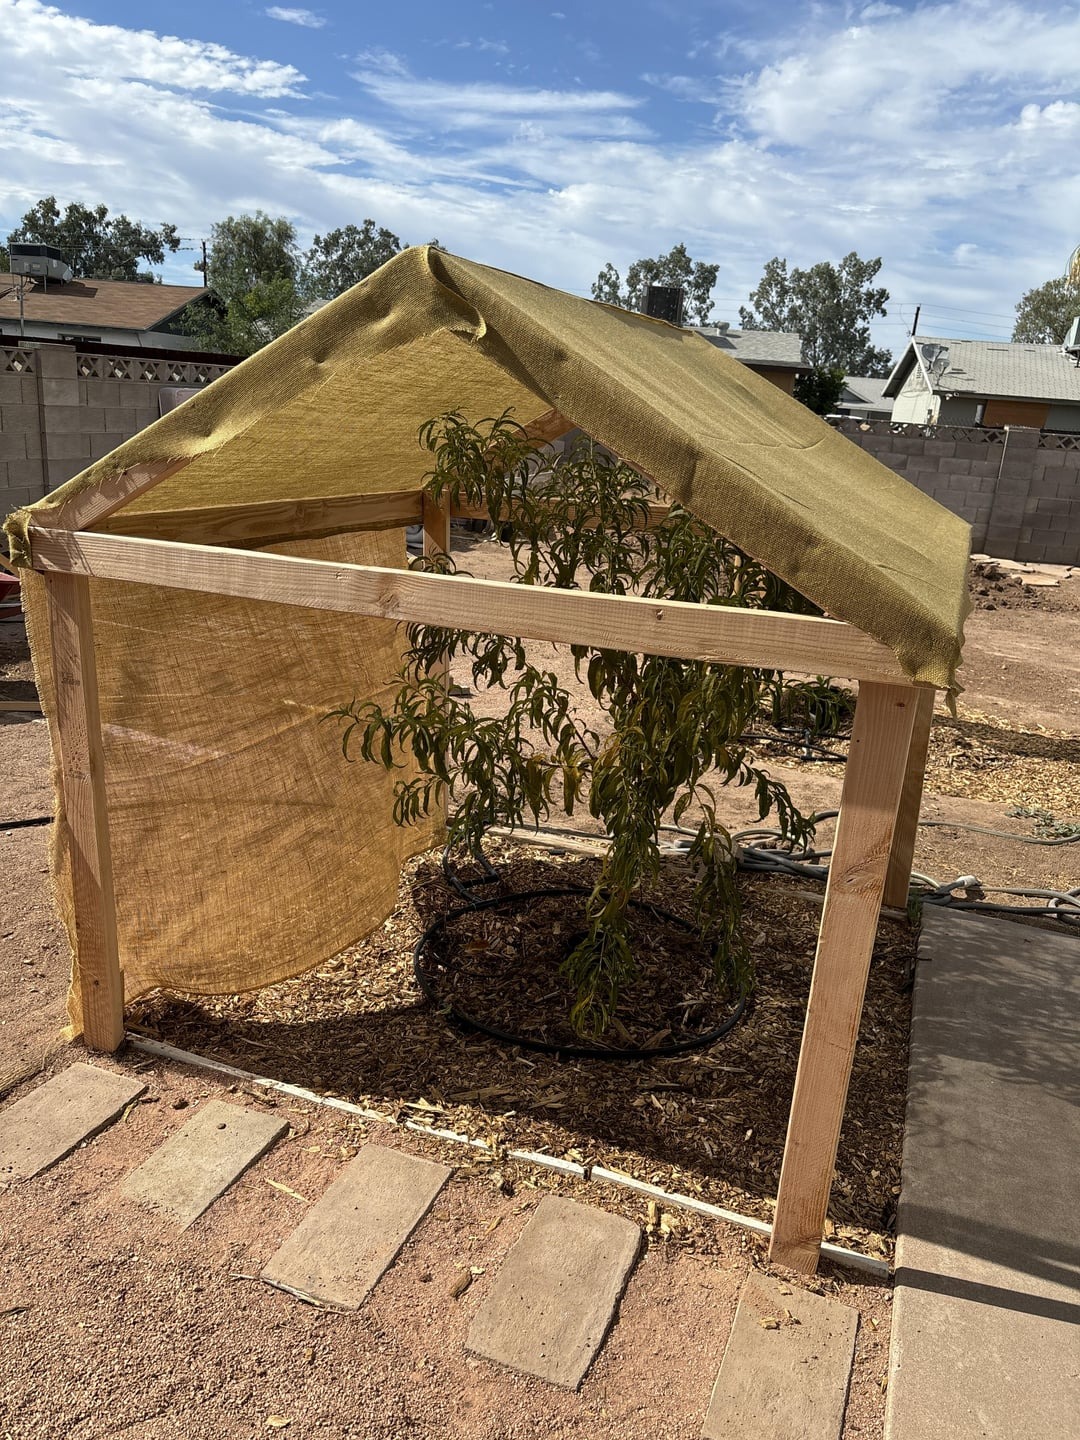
[842,375,890,407]
[0,276,206,332]
[693,325,804,368]
[885,336,1080,403]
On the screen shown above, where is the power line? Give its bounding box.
[888,299,1018,321]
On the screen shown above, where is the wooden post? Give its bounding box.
[769,681,917,1273]
[44,572,125,1051]
[421,491,452,564]
[421,491,453,825]
[883,687,936,909]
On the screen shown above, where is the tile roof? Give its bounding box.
[0,276,206,332]
[693,325,804,367]
[886,336,1080,404]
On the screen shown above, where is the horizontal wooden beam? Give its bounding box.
[95,490,673,545]
[29,527,915,683]
[85,411,576,548]
[451,498,673,529]
[96,489,423,546]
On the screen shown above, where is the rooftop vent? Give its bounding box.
[644,284,684,326]
[8,242,73,285]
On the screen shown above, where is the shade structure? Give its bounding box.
[5,246,973,1276]
[5,244,970,1033]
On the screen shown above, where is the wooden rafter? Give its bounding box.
[51,458,192,532]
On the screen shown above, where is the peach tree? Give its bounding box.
[335,413,816,1037]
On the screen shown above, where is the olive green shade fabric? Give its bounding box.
[7,245,970,688]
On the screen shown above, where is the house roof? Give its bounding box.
[9,246,970,690]
[842,376,891,408]
[0,276,206,333]
[693,325,804,368]
[885,335,1080,404]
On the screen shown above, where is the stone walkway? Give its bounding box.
[886,908,1080,1440]
[1,1059,860,1435]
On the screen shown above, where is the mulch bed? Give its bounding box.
[128,842,914,1260]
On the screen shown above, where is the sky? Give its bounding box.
[1,0,1079,358]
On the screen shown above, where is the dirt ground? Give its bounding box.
[1,557,1078,1440]
[0,1042,892,1440]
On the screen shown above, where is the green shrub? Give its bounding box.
[334,413,817,1036]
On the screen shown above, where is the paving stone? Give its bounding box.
[467,1193,641,1390]
[0,1064,146,1181]
[121,1098,287,1227]
[261,1144,451,1308]
[702,1272,858,1440]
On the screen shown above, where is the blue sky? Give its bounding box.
[2,0,1079,357]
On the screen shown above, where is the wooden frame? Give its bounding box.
[883,687,936,910]
[42,572,125,1050]
[30,530,910,683]
[27,443,939,1275]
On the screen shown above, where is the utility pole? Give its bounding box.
[178,236,210,286]
[910,304,921,337]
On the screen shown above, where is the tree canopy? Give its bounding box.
[187,212,434,354]
[179,211,306,356]
[1,195,179,282]
[793,366,847,416]
[1012,275,1080,343]
[303,221,404,301]
[592,243,719,325]
[740,252,892,377]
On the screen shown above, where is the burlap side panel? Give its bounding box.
[25,531,439,1033]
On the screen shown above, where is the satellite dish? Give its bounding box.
[919,342,950,383]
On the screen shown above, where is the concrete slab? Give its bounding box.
[121,1099,288,1227]
[466,1193,641,1390]
[887,909,1080,1440]
[261,1144,451,1309]
[0,1063,146,1181]
[702,1272,858,1440]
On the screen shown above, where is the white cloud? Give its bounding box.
[351,54,647,135]
[734,1,1080,149]
[266,7,325,27]
[2,0,305,95]
[0,0,1078,353]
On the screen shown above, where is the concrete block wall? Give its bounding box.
[1,342,232,540]
[833,418,1080,565]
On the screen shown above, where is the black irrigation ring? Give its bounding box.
[413,883,748,1062]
